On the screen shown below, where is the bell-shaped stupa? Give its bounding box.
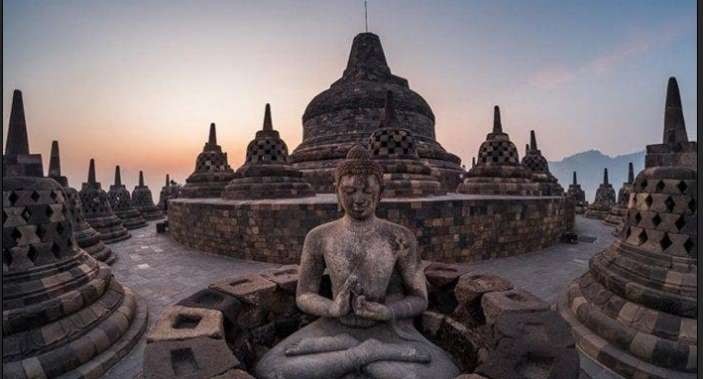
[181,123,236,198]
[48,141,116,263]
[604,162,635,230]
[132,171,164,220]
[158,174,181,212]
[79,159,131,243]
[559,77,697,379]
[584,168,616,219]
[457,106,538,195]
[2,94,147,378]
[290,32,463,192]
[223,104,315,199]
[521,130,563,196]
[566,171,588,213]
[368,91,444,197]
[108,165,147,229]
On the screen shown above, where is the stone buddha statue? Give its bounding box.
[255,145,460,379]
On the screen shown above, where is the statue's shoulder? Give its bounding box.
[304,219,341,241]
[376,218,415,241]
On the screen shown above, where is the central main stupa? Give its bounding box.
[290,32,463,192]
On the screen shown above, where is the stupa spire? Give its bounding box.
[472,157,476,168]
[88,159,96,185]
[263,103,273,131]
[139,170,144,187]
[573,171,577,185]
[627,162,634,183]
[6,89,29,156]
[492,106,502,134]
[530,130,538,151]
[603,168,609,185]
[114,165,122,186]
[525,144,530,156]
[208,123,217,145]
[49,140,61,177]
[663,77,687,144]
[380,91,398,129]
[166,174,170,186]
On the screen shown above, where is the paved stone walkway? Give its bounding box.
[103,215,616,378]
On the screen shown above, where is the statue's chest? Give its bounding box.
[324,233,397,294]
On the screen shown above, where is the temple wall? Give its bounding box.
[169,194,572,264]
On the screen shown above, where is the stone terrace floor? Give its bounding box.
[103,215,616,379]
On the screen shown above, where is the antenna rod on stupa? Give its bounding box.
[573,171,577,185]
[492,106,502,134]
[139,170,144,187]
[88,159,96,184]
[49,140,61,177]
[6,89,30,155]
[627,162,634,183]
[364,0,368,32]
[663,76,688,144]
[208,123,217,145]
[530,130,538,151]
[114,165,122,186]
[263,103,273,131]
[380,90,397,128]
[603,168,609,185]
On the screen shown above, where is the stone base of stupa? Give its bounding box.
[137,205,164,221]
[223,177,315,200]
[603,205,626,227]
[85,214,131,244]
[180,180,230,199]
[457,177,539,196]
[584,207,611,220]
[169,193,571,264]
[75,224,117,264]
[115,207,147,230]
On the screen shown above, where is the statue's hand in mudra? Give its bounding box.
[353,295,392,321]
[329,274,357,317]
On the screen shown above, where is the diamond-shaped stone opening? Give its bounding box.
[625,227,632,238]
[2,210,7,226]
[50,191,58,200]
[30,191,40,202]
[655,180,665,192]
[688,198,696,213]
[644,195,653,208]
[35,225,46,240]
[27,246,39,263]
[634,212,642,224]
[674,215,686,231]
[45,205,54,218]
[677,181,688,194]
[3,250,12,268]
[21,208,31,222]
[640,179,648,190]
[8,191,19,205]
[51,242,62,259]
[651,214,662,227]
[659,233,672,251]
[664,196,675,212]
[638,230,648,245]
[10,228,22,241]
[683,238,694,254]
[56,222,65,236]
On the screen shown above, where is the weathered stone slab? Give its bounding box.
[143,336,239,379]
[260,265,299,294]
[210,274,276,305]
[455,273,513,306]
[147,305,224,342]
[481,289,549,325]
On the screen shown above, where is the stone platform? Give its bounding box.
[169,193,572,264]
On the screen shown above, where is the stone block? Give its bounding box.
[143,337,240,379]
[211,369,256,379]
[210,274,277,305]
[147,305,224,342]
[481,289,549,325]
[177,288,243,326]
[455,273,513,306]
[260,265,299,293]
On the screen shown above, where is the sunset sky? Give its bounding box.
[3,0,697,190]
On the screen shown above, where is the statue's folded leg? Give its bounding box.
[285,334,359,356]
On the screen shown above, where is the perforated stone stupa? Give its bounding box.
[559,77,697,379]
[79,159,131,243]
[108,165,147,230]
[369,91,444,197]
[2,97,147,378]
[457,106,538,195]
[158,174,181,212]
[181,123,236,198]
[584,168,616,219]
[222,104,315,200]
[48,141,116,264]
[290,32,463,192]
[521,130,563,196]
[132,171,164,220]
[604,162,634,229]
[566,171,587,213]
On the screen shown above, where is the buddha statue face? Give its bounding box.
[336,174,381,220]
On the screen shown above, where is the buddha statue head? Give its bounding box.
[334,145,384,220]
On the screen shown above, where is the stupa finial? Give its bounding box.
[525,144,530,156]
[49,140,61,177]
[139,170,144,187]
[6,89,29,156]
[663,77,688,144]
[380,90,398,128]
[627,162,634,183]
[492,106,502,134]
[263,103,273,131]
[208,123,217,145]
[166,174,170,186]
[472,157,476,168]
[114,165,122,186]
[88,159,96,185]
[530,130,538,151]
[573,171,577,185]
[603,168,609,185]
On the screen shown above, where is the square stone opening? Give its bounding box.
[171,348,199,376]
[173,314,202,330]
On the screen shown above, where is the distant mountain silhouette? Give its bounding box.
[549,149,645,202]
